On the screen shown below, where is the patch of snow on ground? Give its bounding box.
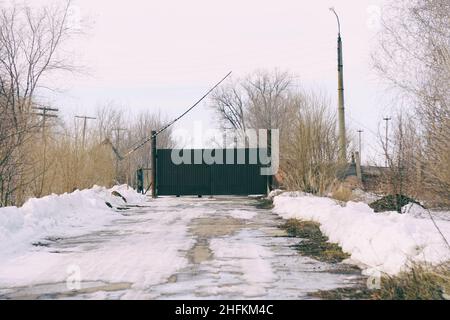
[0,188,205,296]
[273,192,450,276]
[207,230,276,297]
[229,210,258,220]
[0,186,131,258]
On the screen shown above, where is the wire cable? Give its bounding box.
[122,71,232,158]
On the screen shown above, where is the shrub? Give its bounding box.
[369,194,422,213]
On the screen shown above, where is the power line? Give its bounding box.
[32,107,59,136]
[347,114,379,138]
[122,71,233,159]
[33,106,59,112]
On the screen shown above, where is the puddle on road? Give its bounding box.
[189,217,244,238]
[0,281,132,300]
[187,239,213,264]
[186,217,244,265]
[260,227,288,237]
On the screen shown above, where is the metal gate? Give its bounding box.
[156,148,269,196]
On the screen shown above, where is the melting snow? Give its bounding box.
[273,192,450,275]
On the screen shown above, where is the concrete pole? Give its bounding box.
[357,129,363,159]
[383,117,391,167]
[355,151,362,183]
[337,26,347,162]
[331,8,347,163]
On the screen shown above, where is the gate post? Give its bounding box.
[136,168,144,194]
[151,131,157,198]
[268,129,273,192]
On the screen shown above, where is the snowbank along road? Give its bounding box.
[0,193,363,299]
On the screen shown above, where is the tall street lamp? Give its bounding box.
[330,7,347,163]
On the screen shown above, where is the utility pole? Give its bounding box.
[75,116,96,149]
[357,129,364,158]
[113,128,127,182]
[355,129,364,182]
[33,107,59,135]
[32,106,59,197]
[397,120,403,213]
[383,117,392,167]
[330,7,347,163]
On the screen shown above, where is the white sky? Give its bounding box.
[13,0,391,164]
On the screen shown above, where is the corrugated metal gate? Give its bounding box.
[156,148,268,196]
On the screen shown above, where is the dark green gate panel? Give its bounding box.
[156,148,268,196]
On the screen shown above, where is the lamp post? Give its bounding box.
[330,7,347,163]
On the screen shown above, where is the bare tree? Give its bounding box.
[282,91,340,195]
[124,110,174,187]
[210,80,247,131]
[244,70,294,131]
[0,1,76,206]
[210,70,341,194]
[374,0,450,206]
[210,70,295,139]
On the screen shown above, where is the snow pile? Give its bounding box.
[273,192,450,275]
[0,185,146,258]
[0,195,204,297]
[350,188,382,204]
[111,185,147,204]
[403,203,450,221]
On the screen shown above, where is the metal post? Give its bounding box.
[151,131,157,198]
[268,129,273,192]
[137,168,144,194]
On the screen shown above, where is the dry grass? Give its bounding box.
[310,263,450,300]
[1,105,175,206]
[284,213,450,300]
[281,219,350,263]
[256,198,274,209]
[331,186,354,202]
[374,264,450,300]
[311,286,373,300]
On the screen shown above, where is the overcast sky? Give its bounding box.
[13,0,390,163]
